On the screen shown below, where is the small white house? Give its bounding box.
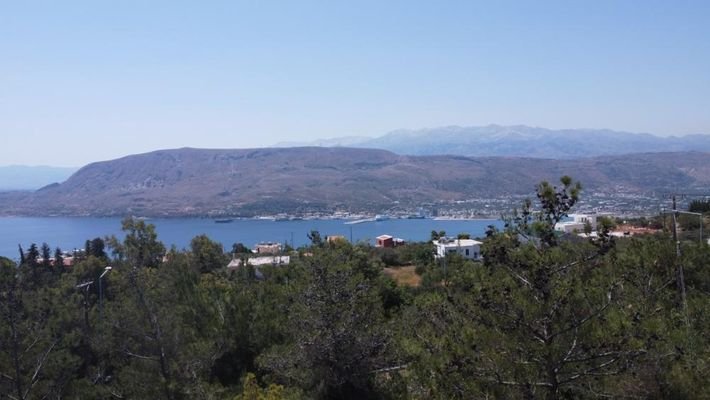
[555,213,613,233]
[433,238,483,261]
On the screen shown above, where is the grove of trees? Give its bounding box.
[1,177,708,399]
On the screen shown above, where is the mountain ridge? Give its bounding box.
[274,125,710,159]
[2,147,709,217]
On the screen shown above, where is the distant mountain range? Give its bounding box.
[1,147,709,217]
[4,125,708,193]
[0,165,78,191]
[275,125,710,159]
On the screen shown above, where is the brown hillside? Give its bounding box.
[2,147,709,216]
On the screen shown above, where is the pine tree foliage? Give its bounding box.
[1,179,708,399]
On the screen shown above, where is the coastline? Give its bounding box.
[0,214,502,221]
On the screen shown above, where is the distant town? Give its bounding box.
[229,191,679,222]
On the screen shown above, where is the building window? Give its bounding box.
[465,249,469,256]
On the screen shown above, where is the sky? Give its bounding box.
[1,0,710,167]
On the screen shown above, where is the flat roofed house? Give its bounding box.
[554,221,586,233]
[433,237,483,261]
[376,235,394,248]
[555,213,613,234]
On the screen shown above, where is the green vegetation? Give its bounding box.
[688,199,710,214]
[1,177,708,399]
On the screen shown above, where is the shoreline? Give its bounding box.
[0,215,503,221]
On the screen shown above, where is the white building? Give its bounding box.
[554,221,586,234]
[433,238,483,261]
[555,213,612,233]
[573,214,601,230]
[227,255,290,268]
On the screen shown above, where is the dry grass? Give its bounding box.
[383,265,421,287]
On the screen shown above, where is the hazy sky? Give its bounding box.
[2,1,710,166]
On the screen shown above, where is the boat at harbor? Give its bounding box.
[344,218,376,225]
[345,214,392,224]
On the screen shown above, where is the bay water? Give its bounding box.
[0,217,504,259]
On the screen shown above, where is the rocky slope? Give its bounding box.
[2,147,709,216]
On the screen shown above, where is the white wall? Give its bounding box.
[435,242,481,260]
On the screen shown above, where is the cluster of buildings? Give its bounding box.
[226,213,637,275]
[554,212,660,239]
[375,233,484,261]
[225,234,486,279]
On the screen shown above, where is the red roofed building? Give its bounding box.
[376,235,394,248]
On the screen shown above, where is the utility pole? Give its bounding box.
[672,196,680,256]
[99,266,112,384]
[98,266,112,329]
[75,281,93,330]
[670,195,689,327]
[662,191,710,327]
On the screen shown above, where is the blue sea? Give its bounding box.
[0,217,504,259]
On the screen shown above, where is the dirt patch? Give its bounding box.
[613,225,661,236]
[383,265,421,287]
